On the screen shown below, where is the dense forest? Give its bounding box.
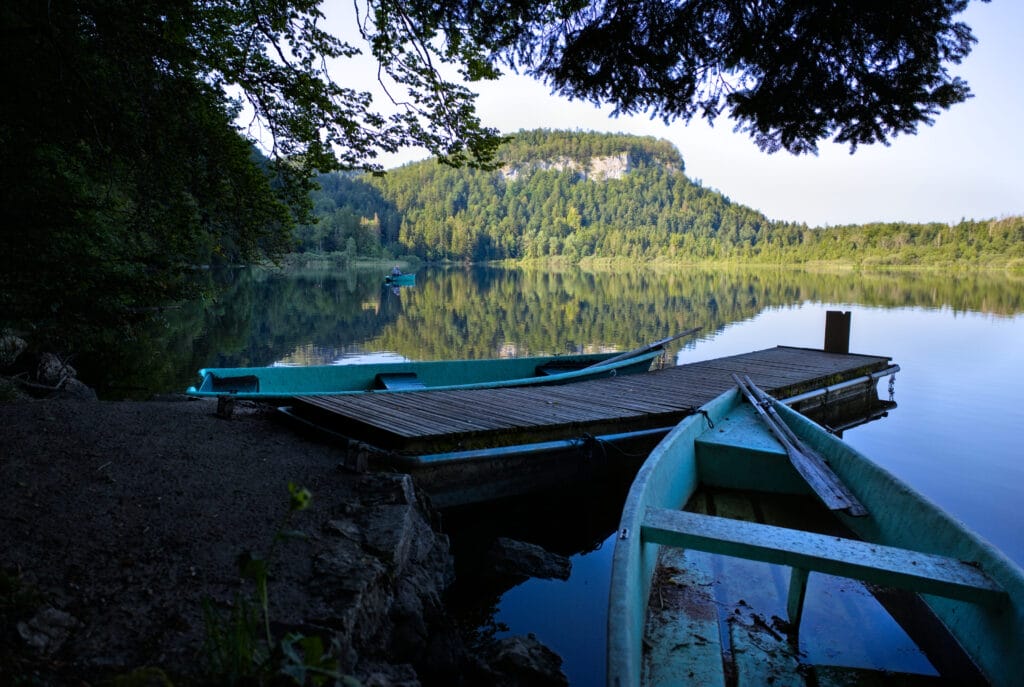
[297,130,1024,268]
[2,1,998,389]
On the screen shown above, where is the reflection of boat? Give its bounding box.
[384,272,415,286]
[608,380,1023,687]
[187,339,681,403]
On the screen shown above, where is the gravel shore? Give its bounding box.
[0,397,460,684]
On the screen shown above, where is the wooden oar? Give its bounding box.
[582,327,701,369]
[742,374,818,461]
[732,373,868,517]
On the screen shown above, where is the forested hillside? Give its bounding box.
[297,130,1023,268]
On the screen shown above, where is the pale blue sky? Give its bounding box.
[323,1,1023,227]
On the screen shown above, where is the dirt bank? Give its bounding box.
[0,396,476,685]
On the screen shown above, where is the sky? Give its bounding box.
[324,1,1023,228]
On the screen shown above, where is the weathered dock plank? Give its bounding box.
[289,346,895,454]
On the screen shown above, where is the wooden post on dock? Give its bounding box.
[824,311,851,354]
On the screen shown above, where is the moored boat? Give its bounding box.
[384,272,415,286]
[188,330,698,402]
[608,379,1024,686]
[188,351,658,401]
[186,332,703,404]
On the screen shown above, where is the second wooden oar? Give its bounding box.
[732,373,868,517]
[582,327,701,369]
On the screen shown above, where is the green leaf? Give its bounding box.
[288,482,313,511]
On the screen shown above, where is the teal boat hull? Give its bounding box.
[384,273,415,286]
[187,350,660,401]
[608,388,1024,686]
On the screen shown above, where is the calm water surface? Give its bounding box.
[139,265,1022,686]
[487,303,1024,685]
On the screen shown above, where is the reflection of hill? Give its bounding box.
[367,266,1024,361]
[86,267,404,397]
[198,268,403,367]
[84,264,1023,399]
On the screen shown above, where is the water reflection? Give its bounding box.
[440,474,633,667]
[84,265,1023,400]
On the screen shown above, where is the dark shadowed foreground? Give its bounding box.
[0,397,567,686]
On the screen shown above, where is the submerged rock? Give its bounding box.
[480,633,569,686]
[485,537,572,581]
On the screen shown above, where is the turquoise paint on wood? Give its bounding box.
[774,399,1024,686]
[607,388,738,687]
[186,348,660,400]
[607,387,1024,687]
[641,507,1005,605]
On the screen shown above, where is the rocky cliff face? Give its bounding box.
[499,152,631,182]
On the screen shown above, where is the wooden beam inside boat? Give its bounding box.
[641,507,1007,608]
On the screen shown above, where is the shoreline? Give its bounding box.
[0,397,563,685]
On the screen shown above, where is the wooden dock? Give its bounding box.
[290,346,896,455]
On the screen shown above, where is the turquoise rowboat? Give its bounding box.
[608,380,1023,686]
[189,351,662,402]
[188,330,699,402]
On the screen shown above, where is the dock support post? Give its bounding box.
[216,396,235,420]
[787,566,810,627]
[824,311,851,354]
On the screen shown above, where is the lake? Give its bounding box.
[115,264,1023,685]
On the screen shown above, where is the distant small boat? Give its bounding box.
[608,377,1023,687]
[384,272,415,286]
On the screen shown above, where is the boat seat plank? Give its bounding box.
[209,374,260,394]
[641,507,1006,607]
[374,372,426,391]
[535,363,578,376]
